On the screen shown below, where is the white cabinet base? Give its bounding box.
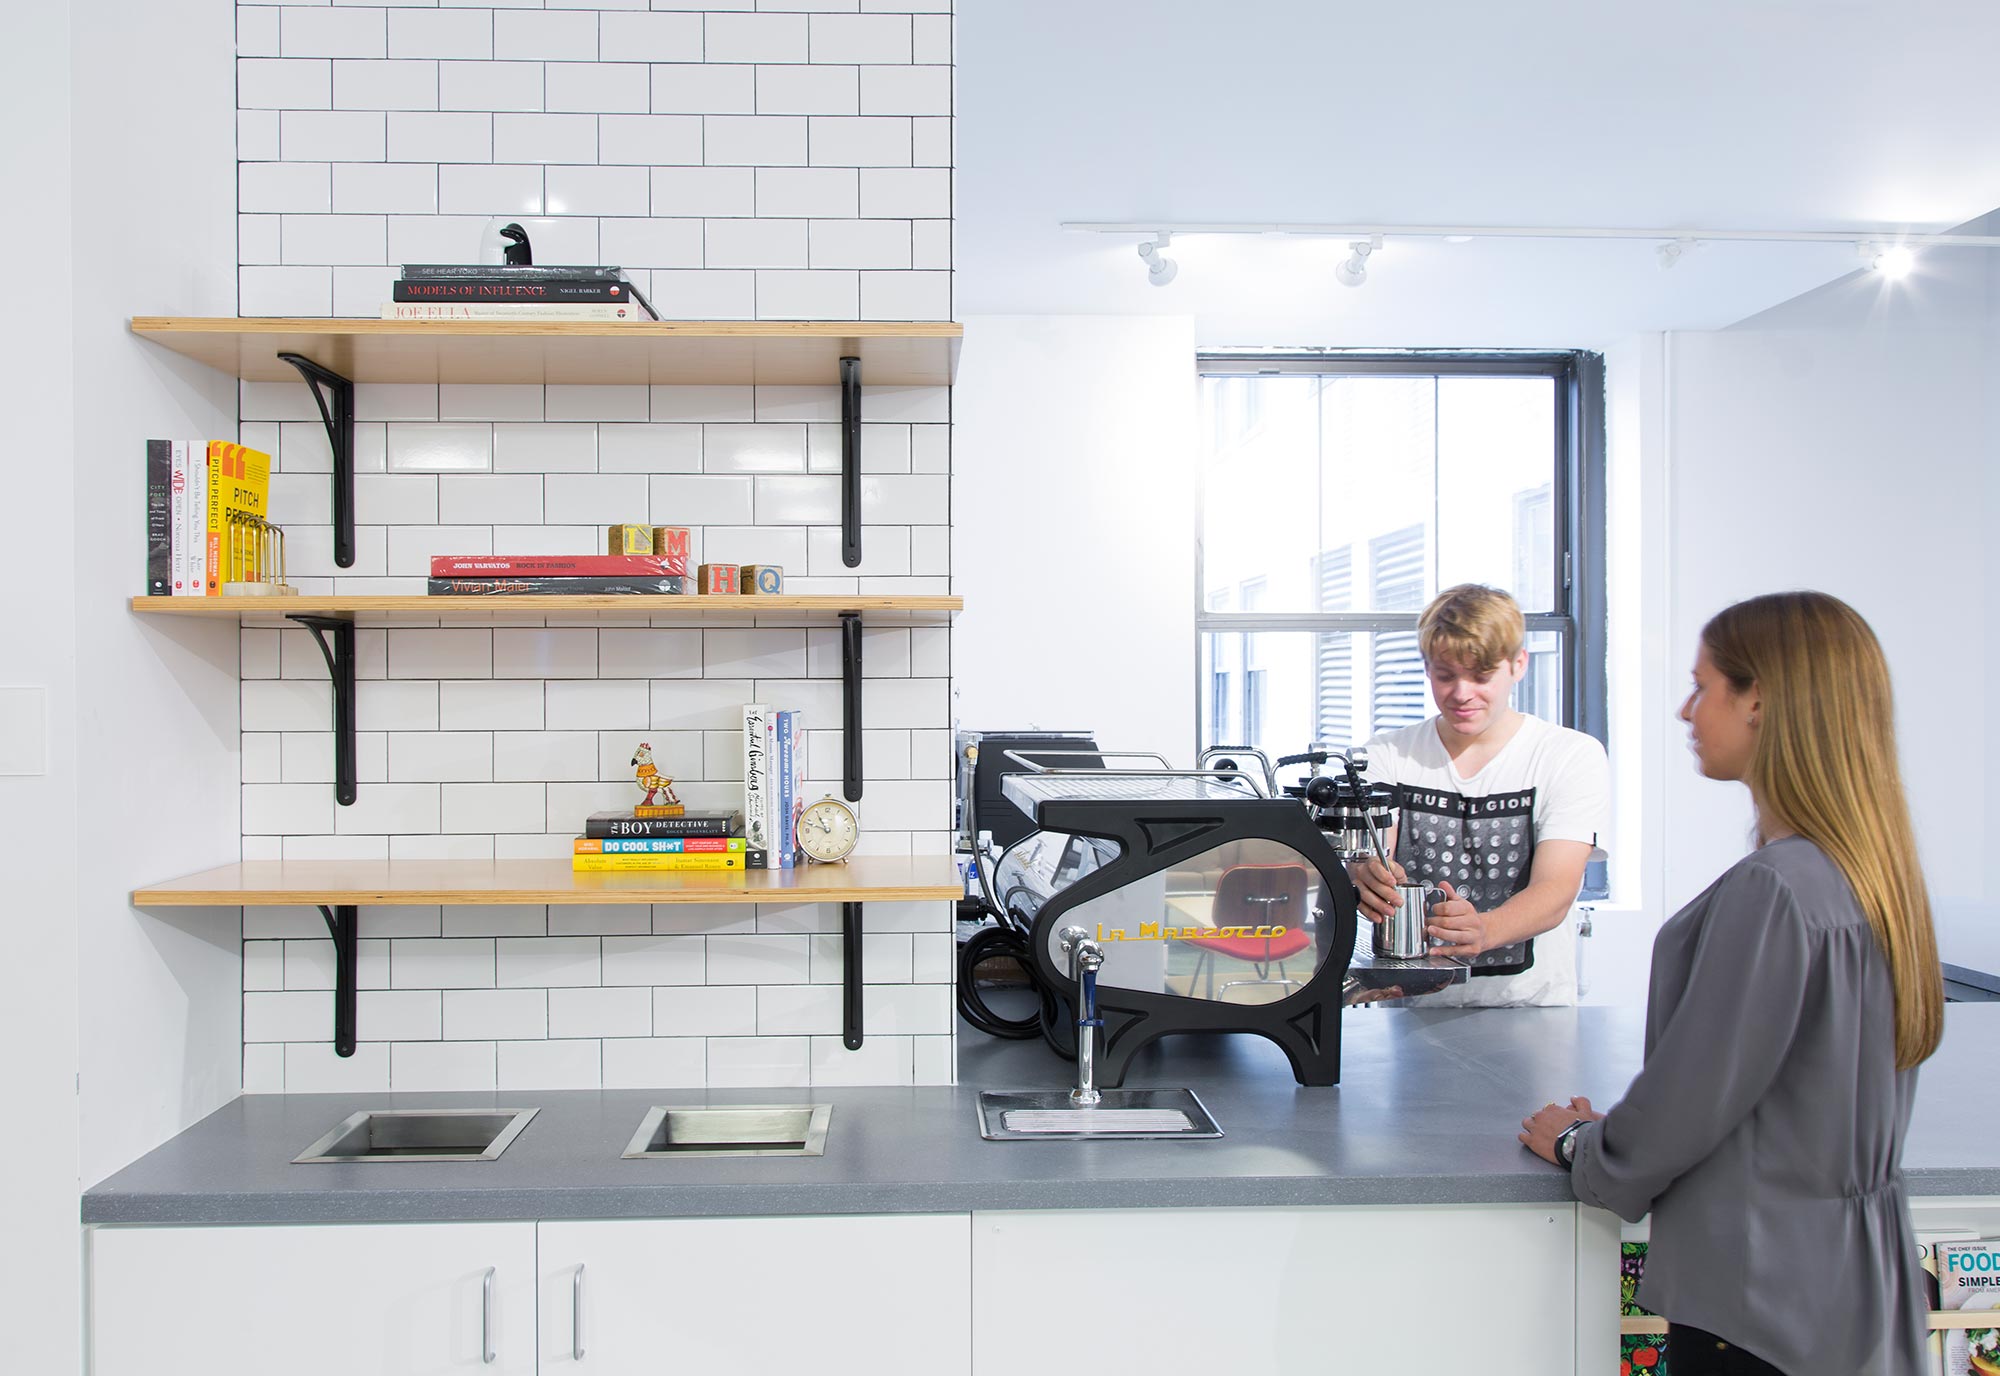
[972,1204,1577,1376]
[538,1214,972,1376]
[89,1222,536,1376]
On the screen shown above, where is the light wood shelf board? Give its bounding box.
[132,857,962,907]
[130,594,961,625]
[130,317,962,386]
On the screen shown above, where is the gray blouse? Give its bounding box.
[1568,838,1927,1376]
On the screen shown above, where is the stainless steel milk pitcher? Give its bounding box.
[1374,881,1441,959]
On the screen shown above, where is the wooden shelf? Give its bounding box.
[130,317,961,386]
[132,856,963,907]
[129,593,961,625]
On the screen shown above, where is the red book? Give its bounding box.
[430,554,689,578]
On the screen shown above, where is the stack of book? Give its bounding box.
[429,553,689,597]
[383,264,659,322]
[573,810,756,872]
[742,704,804,869]
[144,439,273,596]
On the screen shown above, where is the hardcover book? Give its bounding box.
[583,810,742,840]
[744,704,772,852]
[382,302,641,321]
[145,439,172,596]
[431,555,689,579]
[184,438,207,595]
[774,709,800,868]
[574,837,748,854]
[572,851,764,872]
[392,278,633,303]
[203,440,271,593]
[426,576,688,596]
[168,440,190,594]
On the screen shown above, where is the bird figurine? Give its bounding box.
[630,742,681,809]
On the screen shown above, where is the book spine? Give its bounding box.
[381,303,642,321]
[431,555,690,578]
[572,852,757,872]
[145,440,172,596]
[789,709,805,867]
[393,279,634,302]
[168,441,189,595]
[575,837,748,854]
[187,440,210,595]
[743,704,771,852]
[426,576,688,596]
[402,264,625,282]
[775,710,796,868]
[583,814,739,839]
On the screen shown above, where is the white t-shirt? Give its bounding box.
[1362,713,1610,1007]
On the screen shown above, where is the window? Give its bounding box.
[1195,353,1607,872]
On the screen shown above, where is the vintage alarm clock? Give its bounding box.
[796,795,860,864]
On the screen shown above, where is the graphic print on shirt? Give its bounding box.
[1393,785,1537,975]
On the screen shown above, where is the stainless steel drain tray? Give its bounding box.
[294,1108,539,1163]
[978,1088,1222,1141]
[623,1104,831,1159]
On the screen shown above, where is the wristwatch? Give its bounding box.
[1554,1119,1588,1171]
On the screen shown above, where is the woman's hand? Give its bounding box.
[1346,856,1407,922]
[1425,880,1489,956]
[1518,1096,1605,1165]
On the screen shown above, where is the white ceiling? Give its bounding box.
[952,0,2000,346]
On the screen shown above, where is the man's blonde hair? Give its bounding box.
[1417,584,1525,672]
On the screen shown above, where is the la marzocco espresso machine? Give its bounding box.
[960,744,1469,1091]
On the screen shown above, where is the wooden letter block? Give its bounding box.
[606,524,653,555]
[739,565,783,595]
[697,563,740,595]
[652,526,691,573]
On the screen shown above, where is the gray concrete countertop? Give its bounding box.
[83,1004,2000,1226]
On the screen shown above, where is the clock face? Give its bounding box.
[798,798,859,863]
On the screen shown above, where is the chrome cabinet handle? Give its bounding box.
[572,1263,586,1361]
[481,1266,496,1365]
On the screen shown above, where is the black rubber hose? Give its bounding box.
[955,920,1044,1040]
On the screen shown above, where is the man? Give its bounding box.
[1351,584,1609,1006]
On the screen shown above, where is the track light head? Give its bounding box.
[1334,236,1381,288]
[1137,233,1178,287]
[1865,243,1916,280]
[1657,237,1699,270]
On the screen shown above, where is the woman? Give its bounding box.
[1519,592,1940,1376]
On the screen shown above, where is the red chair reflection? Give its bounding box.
[1186,863,1314,1000]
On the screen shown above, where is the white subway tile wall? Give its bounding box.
[236,1,955,1092]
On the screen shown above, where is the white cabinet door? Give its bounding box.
[90,1222,536,1376]
[539,1214,971,1376]
[972,1205,1577,1376]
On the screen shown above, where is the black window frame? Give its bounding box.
[1194,348,1609,781]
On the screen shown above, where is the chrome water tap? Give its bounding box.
[1058,926,1105,1106]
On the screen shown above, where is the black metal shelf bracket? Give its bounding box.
[317,904,359,1057]
[841,611,863,802]
[842,902,864,1050]
[276,352,356,569]
[840,355,862,568]
[289,614,357,806]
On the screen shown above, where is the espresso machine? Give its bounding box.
[961,744,1468,1108]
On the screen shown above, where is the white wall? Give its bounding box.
[225,1,958,1095]
[0,4,82,1369]
[72,0,245,1188]
[1659,252,1997,936]
[952,316,1199,761]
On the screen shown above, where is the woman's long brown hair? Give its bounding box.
[1702,592,1942,1069]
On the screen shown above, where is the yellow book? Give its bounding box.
[204,440,272,594]
[572,852,749,873]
